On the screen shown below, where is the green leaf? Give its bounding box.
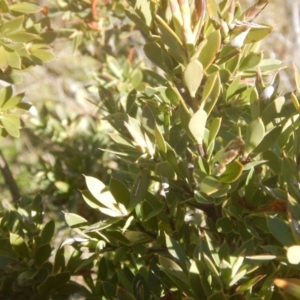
[123,231,152,245]
[9,2,41,13]
[3,46,21,69]
[155,15,186,64]
[207,291,227,300]
[229,269,247,286]
[249,87,260,119]
[239,52,262,71]
[235,275,266,293]
[203,72,220,116]
[259,58,284,72]
[208,118,221,146]
[189,108,207,143]
[0,46,8,70]
[203,253,221,282]
[84,175,126,216]
[141,105,155,138]
[155,124,167,153]
[202,72,218,103]
[158,256,192,294]
[10,233,29,259]
[245,118,265,155]
[54,248,65,273]
[30,49,55,63]
[226,75,241,101]
[7,32,36,43]
[261,96,285,125]
[184,60,203,97]
[41,220,55,244]
[0,86,13,106]
[216,218,233,233]
[199,176,222,195]
[245,24,273,44]
[253,126,282,155]
[124,117,147,152]
[64,212,89,229]
[179,103,193,139]
[165,233,190,272]
[110,177,130,207]
[219,161,243,183]
[267,216,295,247]
[155,161,176,179]
[199,30,221,70]
[0,0,9,13]
[1,93,24,110]
[116,286,137,300]
[35,244,52,267]
[129,169,149,212]
[0,115,20,137]
[231,251,245,278]
[144,42,165,70]
[125,9,150,37]
[0,16,24,35]
[217,45,240,64]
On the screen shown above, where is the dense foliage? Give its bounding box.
[1,0,300,299]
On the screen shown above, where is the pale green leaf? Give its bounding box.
[189,108,207,143]
[184,60,203,97]
[10,2,41,13]
[0,115,20,137]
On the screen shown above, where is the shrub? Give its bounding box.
[64,0,300,298]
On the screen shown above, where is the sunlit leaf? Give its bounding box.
[184,60,203,97]
[189,108,207,143]
[0,115,20,137]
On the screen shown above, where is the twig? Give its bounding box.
[0,149,21,202]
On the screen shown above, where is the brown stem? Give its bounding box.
[0,149,20,202]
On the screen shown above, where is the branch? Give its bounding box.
[0,149,20,202]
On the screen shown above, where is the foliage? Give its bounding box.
[0,196,85,300]
[2,0,300,299]
[0,0,55,137]
[65,0,300,299]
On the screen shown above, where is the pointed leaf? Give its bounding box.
[189,108,207,143]
[245,118,265,155]
[184,60,203,97]
[0,115,20,137]
[155,15,186,64]
[129,169,149,211]
[239,52,262,71]
[267,216,295,247]
[199,30,221,70]
[202,72,218,103]
[109,177,130,207]
[253,126,282,155]
[144,42,165,70]
[261,96,285,125]
[165,233,190,272]
[10,2,41,13]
